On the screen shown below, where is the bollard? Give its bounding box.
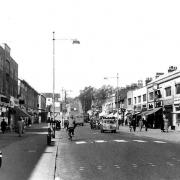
[47,134,51,145]
[47,128,52,145]
[0,151,2,168]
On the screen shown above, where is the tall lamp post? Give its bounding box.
[52,31,80,137]
[104,73,119,129]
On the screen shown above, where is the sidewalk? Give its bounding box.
[0,123,60,180]
[118,125,180,143]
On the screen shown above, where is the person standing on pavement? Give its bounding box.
[143,115,148,131]
[139,116,143,132]
[17,117,23,137]
[163,113,169,132]
[132,115,136,132]
[1,118,7,134]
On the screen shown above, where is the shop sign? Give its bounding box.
[163,98,174,106]
[174,97,180,105]
[148,103,154,109]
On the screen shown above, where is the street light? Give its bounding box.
[52,31,80,137]
[104,73,119,129]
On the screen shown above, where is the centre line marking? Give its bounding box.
[114,140,128,142]
[154,141,167,143]
[75,141,87,144]
[133,140,147,142]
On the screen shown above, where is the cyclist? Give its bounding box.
[68,115,76,139]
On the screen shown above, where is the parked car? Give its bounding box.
[100,118,117,133]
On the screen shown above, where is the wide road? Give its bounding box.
[55,123,180,180]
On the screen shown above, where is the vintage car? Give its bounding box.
[100,118,117,133]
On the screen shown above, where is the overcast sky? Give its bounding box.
[1,0,180,97]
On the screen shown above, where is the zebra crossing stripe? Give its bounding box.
[95,140,107,143]
[154,141,167,143]
[75,141,87,144]
[113,140,128,142]
[133,140,147,142]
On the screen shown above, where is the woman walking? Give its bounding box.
[163,113,169,133]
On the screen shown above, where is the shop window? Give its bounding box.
[128,98,131,105]
[165,87,171,97]
[175,84,180,94]
[134,97,136,104]
[149,92,154,100]
[176,114,180,123]
[143,94,146,102]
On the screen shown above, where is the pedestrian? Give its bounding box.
[143,115,148,131]
[160,115,165,132]
[128,115,133,132]
[1,118,7,134]
[163,113,169,133]
[17,117,23,137]
[132,115,136,132]
[139,117,144,132]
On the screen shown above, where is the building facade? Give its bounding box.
[147,69,180,130]
[38,94,47,123]
[18,79,39,123]
[0,44,18,125]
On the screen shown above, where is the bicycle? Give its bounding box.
[68,127,74,141]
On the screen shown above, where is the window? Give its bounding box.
[165,87,171,97]
[134,97,136,104]
[143,94,146,102]
[138,96,141,103]
[149,92,154,100]
[175,84,180,94]
[128,98,131,105]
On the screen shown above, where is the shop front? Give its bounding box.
[173,97,180,130]
[163,98,174,129]
[0,95,10,126]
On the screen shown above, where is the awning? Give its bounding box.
[107,113,114,117]
[99,111,106,117]
[145,107,162,116]
[14,106,31,118]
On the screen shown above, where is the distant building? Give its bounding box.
[0,44,18,125]
[18,79,39,123]
[38,94,47,123]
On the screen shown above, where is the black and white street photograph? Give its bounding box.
[1,0,180,180]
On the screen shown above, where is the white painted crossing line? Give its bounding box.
[133,140,147,143]
[75,141,87,144]
[95,140,107,143]
[113,140,128,143]
[154,141,167,144]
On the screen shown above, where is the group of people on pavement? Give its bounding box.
[127,111,169,133]
[0,116,27,137]
[128,115,148,132]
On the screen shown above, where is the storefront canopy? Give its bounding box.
[145,107,162,116]
[99,111,106,117]
[107,113,114,117]
[14,106,31,118]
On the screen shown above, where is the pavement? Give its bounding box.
[1,123,180,179]
[117,125,180,143]
[0,123,61,180]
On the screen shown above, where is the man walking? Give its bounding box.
[1,118,7,134]
[17,117,23,137]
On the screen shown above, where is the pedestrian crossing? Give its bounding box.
[74,139,167,145]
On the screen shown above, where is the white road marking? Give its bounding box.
[95,140,107,143]
[166,162,174,166]
[97,165,103,170]
[154,141,167,143]
[133,140,147,142]
[114,165,120,168]
[113,140,128,142]
[75,141,87,144]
